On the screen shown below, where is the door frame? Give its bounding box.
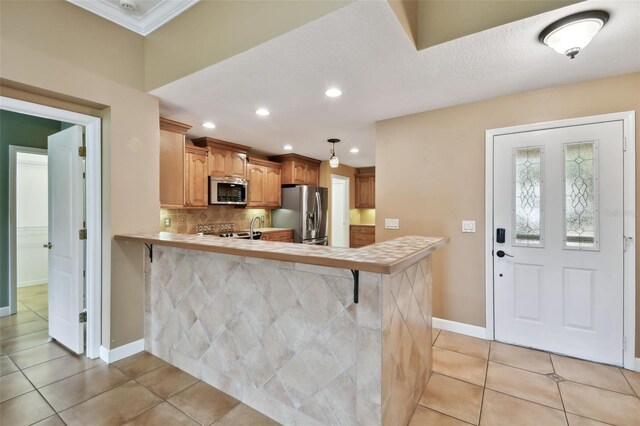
[2,96,102,359]
[484,111,636,369]
[331,174,350,247]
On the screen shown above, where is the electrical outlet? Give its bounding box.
[462,220,476,233]
[164,218,171,227]
[384,218,400,230]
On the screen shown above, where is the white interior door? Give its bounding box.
[493,121,624,365]
[331,176,349,247]
[48,125,85,354]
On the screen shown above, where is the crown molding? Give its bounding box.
[66,0,199,36]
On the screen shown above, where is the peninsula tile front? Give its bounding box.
[141,241,439,425]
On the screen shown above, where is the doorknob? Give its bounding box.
[496,250,513,258]
[43,242,53,249]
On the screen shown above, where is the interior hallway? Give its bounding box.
[1,291,639,425]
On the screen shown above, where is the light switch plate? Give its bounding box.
[164,218,171,227]
[462,220,476,233]
[385,218,400,230]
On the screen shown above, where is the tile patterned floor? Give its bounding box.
[1,285,277,426]
[2,287,639,425]
[410,329,640,426]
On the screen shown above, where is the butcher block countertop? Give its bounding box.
[114,232,447,274]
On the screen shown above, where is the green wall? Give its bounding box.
[0,110,64,308]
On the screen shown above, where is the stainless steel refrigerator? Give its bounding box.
[273,186,328,245]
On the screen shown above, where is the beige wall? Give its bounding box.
[1,1,160,349]
[376,73,640,355]
[145,0,353,90]
[415,0,578,50]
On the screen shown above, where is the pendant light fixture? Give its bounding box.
[539,10,609,59]
[327,138,340,168]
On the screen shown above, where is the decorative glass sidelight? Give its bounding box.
[513,147,544,246]
[564,141,598,250]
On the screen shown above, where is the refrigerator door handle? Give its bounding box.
[315,190,322,233]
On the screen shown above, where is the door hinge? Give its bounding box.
[623,137,627,152]
[624,236,633,251]
[78,146,86,157]
[79,228,87,240]
[79,310,87,323]
[623,336,627,351]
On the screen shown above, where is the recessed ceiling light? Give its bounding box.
[350,148,359,153]
[202,122,216,129]
[325,88,342,98]
[284,145,293,151]
[255,108,270,116]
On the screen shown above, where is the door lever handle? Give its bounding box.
[43,242,53,249]
[496,250,513,258]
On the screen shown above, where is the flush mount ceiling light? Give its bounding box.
[325,88,342,98]
[283,144,293,151]
[350,147,359,153]
[539,10,609,59]
[255,108,270,116]
[202,122,216,129]
[327,138,340,168]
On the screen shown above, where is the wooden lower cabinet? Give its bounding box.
[247,159,281,208]
[261,229,293,243]
[350,225,375,248]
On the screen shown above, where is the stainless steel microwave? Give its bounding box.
[209,177,247,205]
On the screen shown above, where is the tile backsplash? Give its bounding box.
[160,206,272,234]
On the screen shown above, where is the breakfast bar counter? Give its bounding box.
[116,232,447,425]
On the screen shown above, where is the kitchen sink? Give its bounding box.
[233,232,262,240]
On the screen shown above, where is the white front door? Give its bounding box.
[48,126,85,354]
[493,121,624,365]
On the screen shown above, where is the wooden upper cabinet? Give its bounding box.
[355,173,375,208]
[192,137,250,180]
[268,154,321,186]
[247,158,281,208]
[208,147,228,178]
[265,168,281,206]
[160,117,193,209]
[247,164,266,206]
[228,152,247,179]
[184,146,209,207]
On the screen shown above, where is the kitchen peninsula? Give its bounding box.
[115,233,447,425]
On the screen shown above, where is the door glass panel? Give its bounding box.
[564,141,598,250]
[513,147,543,246]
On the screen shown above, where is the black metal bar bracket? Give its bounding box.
[144,243,153,263]
[351,269,359,304]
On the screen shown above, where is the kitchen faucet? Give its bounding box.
[250,216,261,240]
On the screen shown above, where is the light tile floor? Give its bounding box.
[2,289,639,425]
[410,329,640,426]
[1,285,279,426]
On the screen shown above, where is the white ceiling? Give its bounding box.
[67,0,198,35]
[152,0,640,168]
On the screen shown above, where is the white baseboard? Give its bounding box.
[635,357,640,372]
[433,317,488,340]
[100,339,145,363]
[0,306,12,317]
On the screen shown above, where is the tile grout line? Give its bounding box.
[550,355,570,425]
[477,342,492,426]
[619,367,640,399]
